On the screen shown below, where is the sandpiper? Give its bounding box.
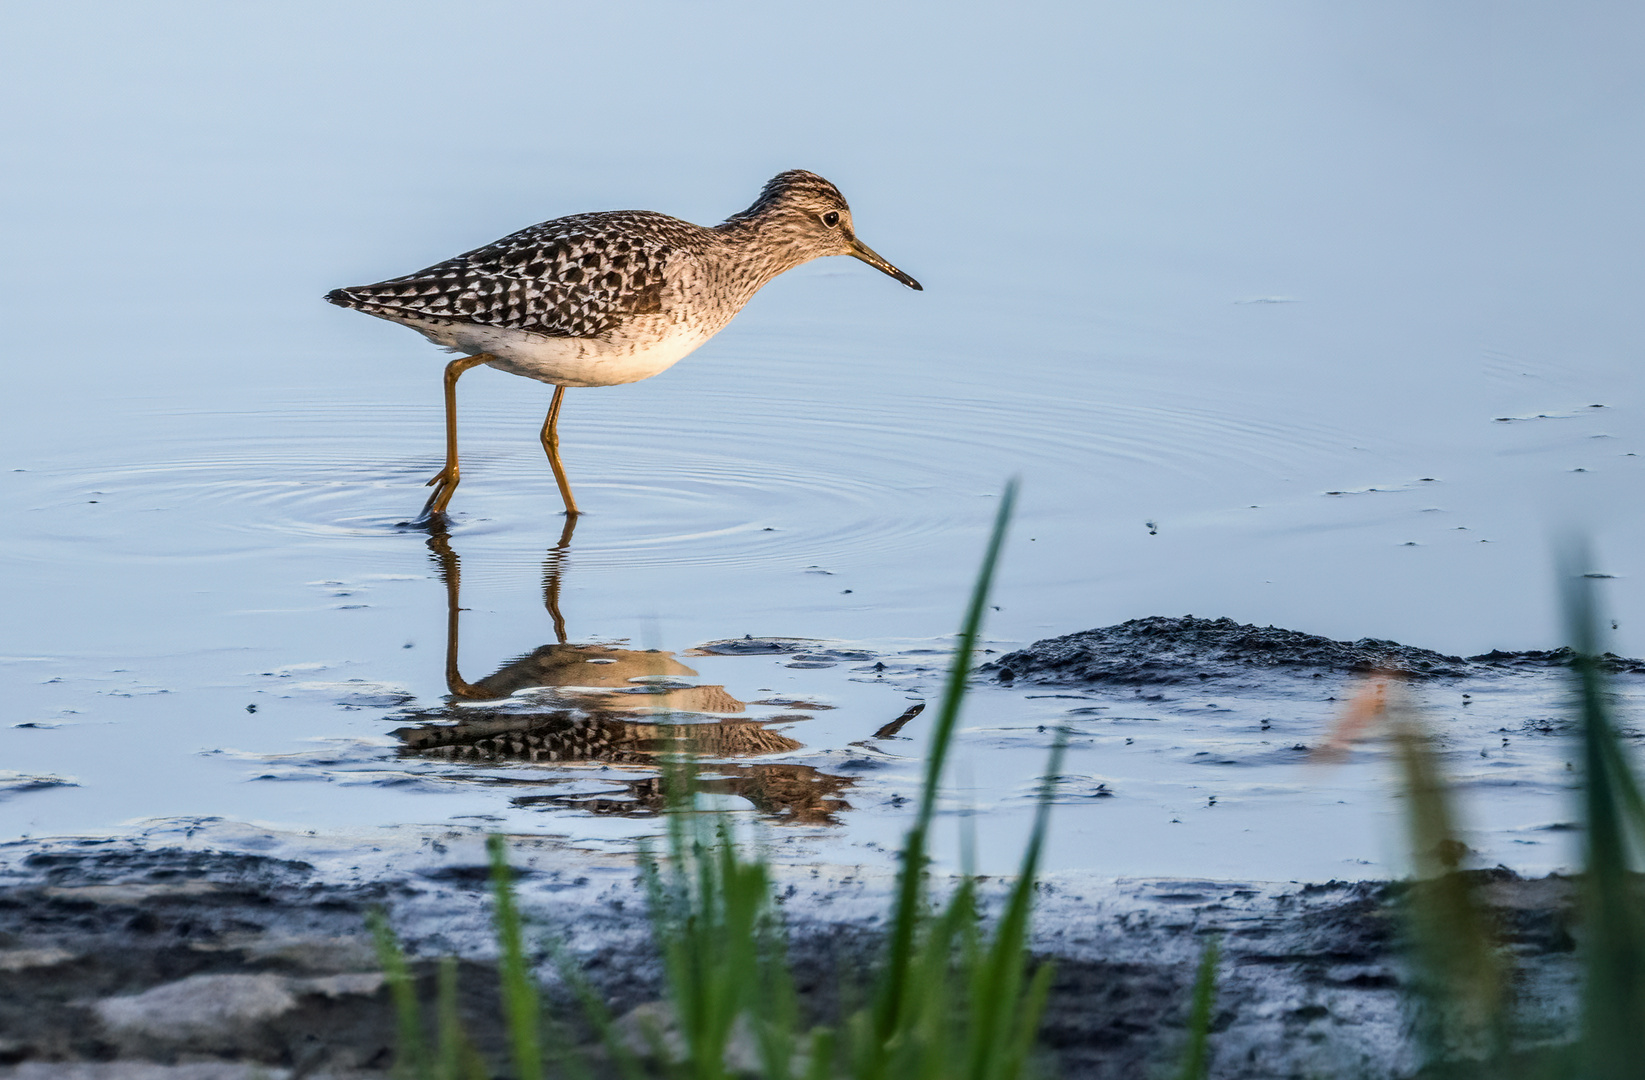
[326,170,921,519]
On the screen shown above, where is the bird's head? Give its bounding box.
[726,170,922,290]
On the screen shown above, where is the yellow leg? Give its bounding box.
[421,354,490,519]
[539,385,580,516]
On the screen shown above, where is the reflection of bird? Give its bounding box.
[326,171,921,520]
[514,765,854,826]
[401,520,856,824]
[399,713,802,763]
[425,516,745,712]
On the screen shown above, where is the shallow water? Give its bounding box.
[4,2,1644,881]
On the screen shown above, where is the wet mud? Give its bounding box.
[0,826,1589,1080]
[2,615,1633,1076]
[984,615,1645,686]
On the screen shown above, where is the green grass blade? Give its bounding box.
[1385,693,1506,1062]
[966,727,1067,1080]
[1173,937,1221,1080]
[876,479,1018,1041]
[367,908,431,1080]
[435,956,461,1080]
[487,834,542,1080]
[801,1027,837,1080]
[547,936,648,1080]
[1006,961,1055,1080]
[1561,550,1645,1080]
[642,741,800,1080]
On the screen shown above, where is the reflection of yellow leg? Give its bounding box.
[424,523,480,699]
[422,354,490,519]
[541,513,578,645]
[539,385,580,517]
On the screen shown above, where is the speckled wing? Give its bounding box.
[326,211,698,339]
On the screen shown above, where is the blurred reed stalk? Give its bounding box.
[1385,677,1507,1065]
[1318,672,1506,1069]
[1561,544,1645,1080]
[1308,548,1645,1079]
[1173,938,1221,1080]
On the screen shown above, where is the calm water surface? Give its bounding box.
[3,2,1643,879]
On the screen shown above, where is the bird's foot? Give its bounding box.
[421,466,460,518]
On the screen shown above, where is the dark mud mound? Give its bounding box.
[985,617,1645,687]
[1469,647,1645,675]
[983,616,1474,686]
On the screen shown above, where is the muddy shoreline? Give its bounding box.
[0,824,1584,1079]
[3,614,1622,1077]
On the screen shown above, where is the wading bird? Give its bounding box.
[326,170,921,520]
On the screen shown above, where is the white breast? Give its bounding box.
[402,315,715,388]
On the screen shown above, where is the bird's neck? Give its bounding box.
[711,213,816,297]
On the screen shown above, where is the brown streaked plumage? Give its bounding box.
[326,170,921,520]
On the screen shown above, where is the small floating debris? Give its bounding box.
[872,703,925,739]
[692,637,818,656]
[1493,406,1604,422]
[0,772,78,798]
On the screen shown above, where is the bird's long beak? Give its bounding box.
[846,235,922,291]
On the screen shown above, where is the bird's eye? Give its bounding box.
[822,211,840,227]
